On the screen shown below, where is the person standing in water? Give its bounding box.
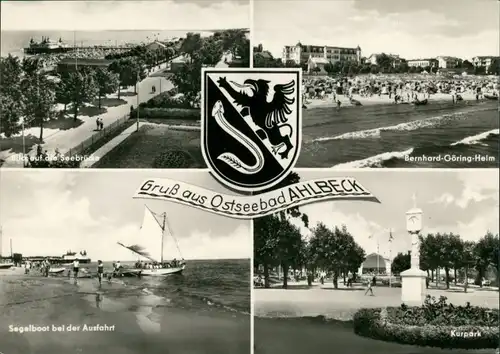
[97,260,104,286]
[73,259,80,284]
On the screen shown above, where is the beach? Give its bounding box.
[298,99,498,168]
[254,283,498,354]
[0,259,250,354]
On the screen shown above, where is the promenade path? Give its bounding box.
[255,282,499,319]
[0,65,173,168]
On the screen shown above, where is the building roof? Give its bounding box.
[362,253,389,268]
[288,42,359,50]
[146,41,167,48]
[436,56,460,60]
[473,56,500,60]
[58,58,112,66]
[171,55,188,63]
[407,58,438,62]
[369,53,401,59]
[255,51,273,59]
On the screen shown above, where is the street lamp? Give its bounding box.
[400,194,427,306]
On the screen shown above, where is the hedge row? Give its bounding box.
[139,88,193,109]
[353,307,499,349]
[131,107,200,120]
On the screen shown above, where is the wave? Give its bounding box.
[331,129,499,168]
[313,109,489,142]
[332,148,414,168]
[451,129,499,147]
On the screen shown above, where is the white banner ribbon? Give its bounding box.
[133,177,380,219]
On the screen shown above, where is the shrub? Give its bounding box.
[152,150,194,168]
[140,89,191,109]
[388,295,498,327]
[131,107,200,120]
[353,296,499,349]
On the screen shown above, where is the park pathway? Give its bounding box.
[1,64,173,168]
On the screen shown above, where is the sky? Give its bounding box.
[254,0,500,60]
[1,0,250,31]
[0,170,251,261]
[291,169,499,260]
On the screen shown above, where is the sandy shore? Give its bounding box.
[254,282,499,320]
[304,91,485,108]
[0,272,249,354]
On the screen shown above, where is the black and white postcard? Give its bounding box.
[0,0,250,169]
[253,0,499,168]
[0,169,251,354]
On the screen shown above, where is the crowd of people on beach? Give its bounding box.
[301,73,499,108]
[26,47,132,70]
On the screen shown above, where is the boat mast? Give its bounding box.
[161,213,166,263]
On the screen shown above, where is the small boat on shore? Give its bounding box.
[118,206,186,277]
[48,267,66,274]
[484,94,499,100]
[0,262,14,270]
[413,99,428,106]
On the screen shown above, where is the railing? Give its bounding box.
[65,114,131,158]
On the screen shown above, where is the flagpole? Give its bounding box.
[136,70,140,131]
[21,118,26,167]
[377,241,380,275]
[389,228,393,288]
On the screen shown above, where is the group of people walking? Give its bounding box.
[95,117,104,131]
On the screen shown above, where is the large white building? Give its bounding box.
[407,58,439,68]
[358,253,392,275]
[472,56,499,68]
[282,42,361,65]
[436,56,461,69]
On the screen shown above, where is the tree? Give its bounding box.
[376,53,393,69]
[488,59,499,75]
[0,94,23,138]
[218,29,249,67]
[420,233,441,281]
[461,240,476,293]
[21,73,56,141]
[474,232,499,288]
[61,71,98,121]
[391,252,410,275]
[109,57,146,97]
[253,172,309,288]
[0,55,24,137]
[55,75,72,115]
[93,68,119,109]
[254,215,281,288]
[434,232,462,289]
[308,223,364,289]
[180,32,203,58]
[323,62,334,73]
[172,35,224,98]
[254,53,280,68]
[462,60,474,72]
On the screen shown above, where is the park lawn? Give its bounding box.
[93,123,204,168]
[254,317,493,354]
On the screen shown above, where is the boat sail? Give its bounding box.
[118,205,185,277]
[0,226,14,270]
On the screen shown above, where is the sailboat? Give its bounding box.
[118,205,185,277]
[0,226,14,270]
